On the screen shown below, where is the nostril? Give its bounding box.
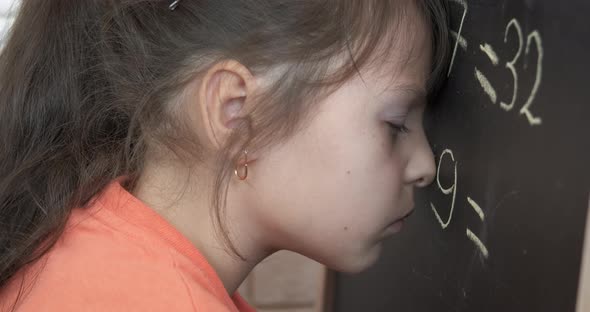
[424,173,435,187]
[416,171,435,188]
[405,136,437,188]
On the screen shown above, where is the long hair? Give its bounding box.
[0,0,450,293]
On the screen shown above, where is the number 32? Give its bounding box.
[500,18,544,126]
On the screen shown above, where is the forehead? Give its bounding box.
[360,3,432,94]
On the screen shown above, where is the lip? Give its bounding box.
[383,208,415,234]
[393,208,415,224]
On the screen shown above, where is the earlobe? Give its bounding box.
[197,60,255,150]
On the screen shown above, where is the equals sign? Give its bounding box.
[474,42,499,105]
[465,197,489,259]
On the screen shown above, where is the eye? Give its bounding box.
[387,122,410,136]
[387,122,409,140]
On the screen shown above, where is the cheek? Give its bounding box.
[336,127,406,218]
[249,99,408,259]
[282,124,405,238]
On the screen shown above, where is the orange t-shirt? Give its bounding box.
[0,177,256,312]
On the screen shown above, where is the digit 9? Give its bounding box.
[430,149,458,229]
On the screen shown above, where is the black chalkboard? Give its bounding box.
[331,0,590,311]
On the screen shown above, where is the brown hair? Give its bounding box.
[0,0,450,292]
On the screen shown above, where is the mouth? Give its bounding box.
[383,208,415,234]
[395,208,415,224]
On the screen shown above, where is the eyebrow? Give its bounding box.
[385,85,427,108]
[389,85,427,98]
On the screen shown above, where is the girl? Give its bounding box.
[0,0,450,311]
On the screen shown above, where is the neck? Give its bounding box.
[132,161,273,295]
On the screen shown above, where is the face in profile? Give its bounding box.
[243,8,437,273]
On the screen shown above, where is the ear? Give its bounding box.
[198,60,256,150]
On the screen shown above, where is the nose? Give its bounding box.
[404,129,436,187]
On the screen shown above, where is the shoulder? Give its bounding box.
[2,210,232,311]
[3,239,188,311]
[4,244,232,312]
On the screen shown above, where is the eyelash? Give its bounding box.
[387,122,409,138]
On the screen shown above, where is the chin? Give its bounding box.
[329,244,382,274]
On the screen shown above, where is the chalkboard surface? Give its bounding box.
[331,0,590,311]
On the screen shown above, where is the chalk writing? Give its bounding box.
[476,19,545,126]
[499,19,523,112]
[430,149,457,229]
[428,2,551,260]
[431,149,489,259]
[448,0,468,76]
[467,229,489,258]
[467,197,488,258]
[520,31,543,125]
[447,1,545,127]
[479,43,499,66]
[474,67,497,103]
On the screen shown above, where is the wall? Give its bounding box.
[0,0,15,47]
[239,251,326,312]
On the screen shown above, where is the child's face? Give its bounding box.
[244,19,435,272]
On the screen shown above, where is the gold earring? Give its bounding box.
[234,150,248,180]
